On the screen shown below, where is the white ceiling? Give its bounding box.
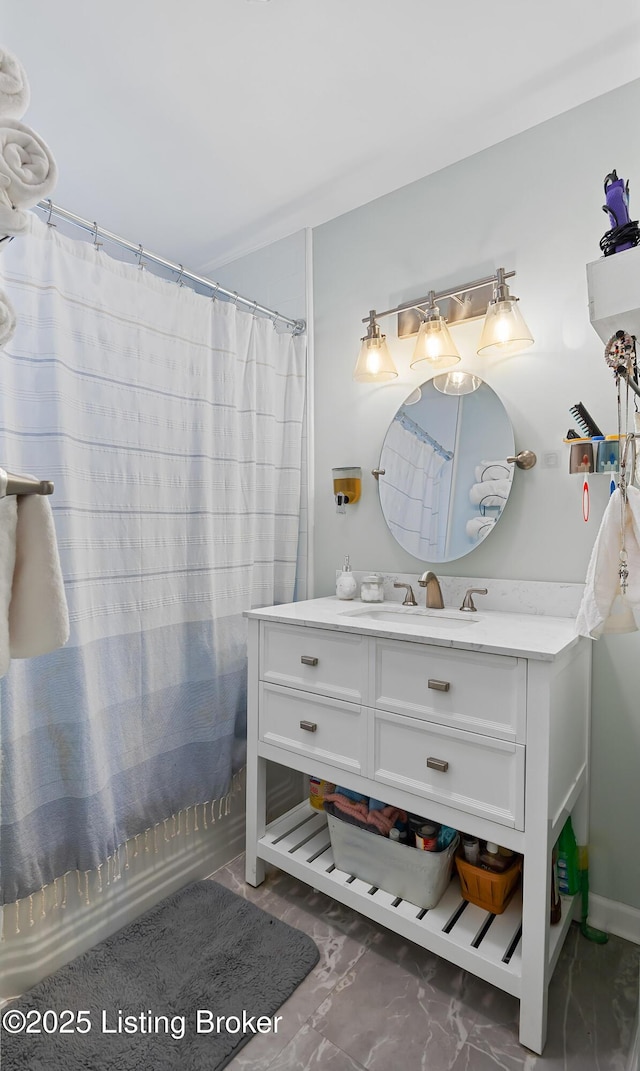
[5,1,640,272]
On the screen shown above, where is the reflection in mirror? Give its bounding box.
[377,373,515,563]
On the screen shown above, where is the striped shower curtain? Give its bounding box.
[0,216,306,906]
[378,414,452,559]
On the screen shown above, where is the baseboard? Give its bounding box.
[588,894,640,945]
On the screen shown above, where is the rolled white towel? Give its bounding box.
[474,460,513,482]
[0,118,57,219]
[0,47,30,120]
[0,202,29,236]
[466,516,496,541]
[0,287,17,347]
[469,479,511,508]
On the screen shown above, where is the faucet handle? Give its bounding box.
[460,588,488,612]
[394,582,417,606]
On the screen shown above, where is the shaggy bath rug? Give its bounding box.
[1,879,319,1070]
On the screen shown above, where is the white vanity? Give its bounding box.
[245,592,590,1054]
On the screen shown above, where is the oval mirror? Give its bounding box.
[377,372,515,562]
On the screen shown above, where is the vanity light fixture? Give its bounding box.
[476,268,534,357]
[353,310,398,382]
[433,370,482,396]
[354,268,534,381]
[409,292,461,370]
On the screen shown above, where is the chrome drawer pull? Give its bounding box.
[426,757,449,773]
[300,655,318,666]
[428,679,450,692]
[300,720,318,733]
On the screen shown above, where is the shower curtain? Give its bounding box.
[379,413,451,558]
[0,216,306,906]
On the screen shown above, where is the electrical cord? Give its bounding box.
[599,212,640,256]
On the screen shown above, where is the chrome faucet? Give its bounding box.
[418,571,444,609]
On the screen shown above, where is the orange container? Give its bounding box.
[455,852,522,914]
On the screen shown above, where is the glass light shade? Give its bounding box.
[477,298,534,356]
[410,317,461,370]
[353,334,398,382]
[433,371,482,396]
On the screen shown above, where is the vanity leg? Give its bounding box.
[245,754,266,886]
[518,839,550,1054]
[245,618,266,887]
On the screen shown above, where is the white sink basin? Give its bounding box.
[342,605,476,629]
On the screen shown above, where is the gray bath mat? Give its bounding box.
[2,879,319,1070]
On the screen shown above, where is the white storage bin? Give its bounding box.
[327,812,459,910]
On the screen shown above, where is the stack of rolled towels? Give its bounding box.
[0,45,58,347]
[466,460,513,540]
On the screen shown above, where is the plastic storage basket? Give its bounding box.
[455,852,522,914]
[327,812,459,910]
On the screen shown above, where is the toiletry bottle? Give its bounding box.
[556,817,580,895]
[309,777,336,810]
[336,555,357,600]
[479,841,509,872]
[461,834,480,865]
[550,845,562,925]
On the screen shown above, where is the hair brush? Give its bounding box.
[569,403,603,439]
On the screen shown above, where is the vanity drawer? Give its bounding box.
[259,682,367,775]
[373,639,526,742]
[373,710,524,829]
[260,623,368,703]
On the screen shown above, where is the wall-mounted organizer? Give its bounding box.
[563,438,620,475]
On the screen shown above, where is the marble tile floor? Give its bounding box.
[214,854,639,1071]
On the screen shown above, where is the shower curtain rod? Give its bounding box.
[35,200,306,335]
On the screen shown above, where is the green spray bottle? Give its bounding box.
[556,817,580,896]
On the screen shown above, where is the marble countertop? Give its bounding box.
[245,596,583,660]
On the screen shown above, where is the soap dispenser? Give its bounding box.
[336,556,357,600]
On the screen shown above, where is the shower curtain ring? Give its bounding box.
[45,200,56,228]
[251,300,258,317]
[92,223,102,250]
[136,244,145,270]
[211,283,220,303]
[175,264,184,287]
[232,292,240,307]
[271,311,280,330]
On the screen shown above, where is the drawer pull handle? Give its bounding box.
[428,679,450,692]
[300,720,318,733]
[426,756,449,773]
[300,655,319,666]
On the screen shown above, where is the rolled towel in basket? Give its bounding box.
[0,119,57,220]
[469,479,511,508]
[0,288,16,348]
[0,48,30,120]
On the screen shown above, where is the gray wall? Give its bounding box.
[312,79,640,909]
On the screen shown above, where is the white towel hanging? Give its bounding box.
[0,487,69,676]
[576,486,640,638]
